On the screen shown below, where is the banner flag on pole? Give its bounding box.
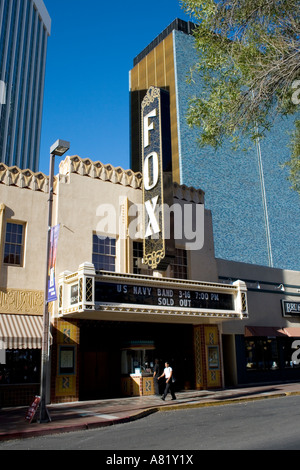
[47,224,60,302]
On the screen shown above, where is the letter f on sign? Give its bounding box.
[144,108,157,148]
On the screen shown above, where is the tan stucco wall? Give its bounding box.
[54,167,218,283]
[0,184,48,291]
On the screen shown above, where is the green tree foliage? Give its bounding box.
[181,0,300,193]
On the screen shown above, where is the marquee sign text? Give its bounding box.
[95,281,235,312]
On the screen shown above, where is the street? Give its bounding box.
[1,395,300,451]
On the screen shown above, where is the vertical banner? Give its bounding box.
[47,224,60,302]
[142,87,165,269]
[142,86,175,270]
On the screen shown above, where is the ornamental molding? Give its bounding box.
[59,156,205,203]
[142,86,161,109]
[0,157,205,204]
[95,303,247,320]
[0,163,50,193]
[59,155,143,189]
[0,288,44,315]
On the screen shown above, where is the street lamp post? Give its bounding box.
[39,140,70,423]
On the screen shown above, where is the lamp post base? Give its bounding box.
[39,406,52,424]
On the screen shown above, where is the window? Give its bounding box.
[3,222,25,266]
[245,338,279,371]
[0,350,40,384]
[132,241,152,275]
[121,347,156,375]
[92,235,116,272]
[133,241,143,274]
[172,248,188,279]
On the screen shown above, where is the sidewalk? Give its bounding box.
[1,382,300,442]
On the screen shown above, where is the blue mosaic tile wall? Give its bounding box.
[173,30,300,271]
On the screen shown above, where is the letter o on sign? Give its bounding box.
[143,152,159,191]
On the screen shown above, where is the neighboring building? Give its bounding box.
[0,163,48,406]
[129,18,300,272]
[0,0,51,172]
[218,260,300,387]
[0,155,300,407]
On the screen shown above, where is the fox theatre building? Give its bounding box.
[50,88,248,403]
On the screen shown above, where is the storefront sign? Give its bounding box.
[95,281,234,311]
[142,87,165,269]
[282,301,300,317]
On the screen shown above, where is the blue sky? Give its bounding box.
[39,0,192,175]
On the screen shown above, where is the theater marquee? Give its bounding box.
[58,266,249,323]
[95,281,235,311]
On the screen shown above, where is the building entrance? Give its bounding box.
[79,320,195,400]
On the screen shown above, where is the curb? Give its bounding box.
[155,390,300,413]
[1,391,300,442]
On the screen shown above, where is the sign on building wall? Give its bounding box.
[142,87,174,270]
[282,301,300,317]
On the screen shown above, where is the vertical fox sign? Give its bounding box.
[142,87,166,269]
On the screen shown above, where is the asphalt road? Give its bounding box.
[2,395,300,451]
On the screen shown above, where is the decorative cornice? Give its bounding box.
[59,155,143,189]
[173,182,204,204]
[59,156,205,203]
[0,163,49,193]
[0,157,205,203]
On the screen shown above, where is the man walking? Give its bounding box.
[158,362,176,401]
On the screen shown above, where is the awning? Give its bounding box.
[281,328,300,338]
[245,326,286,337]
[0,314,43,349]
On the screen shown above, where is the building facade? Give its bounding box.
[130,18,300,272]
[0,0,51,172]
[218,260,300,386]
[0,162,48,405]
[0,155,300,407]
